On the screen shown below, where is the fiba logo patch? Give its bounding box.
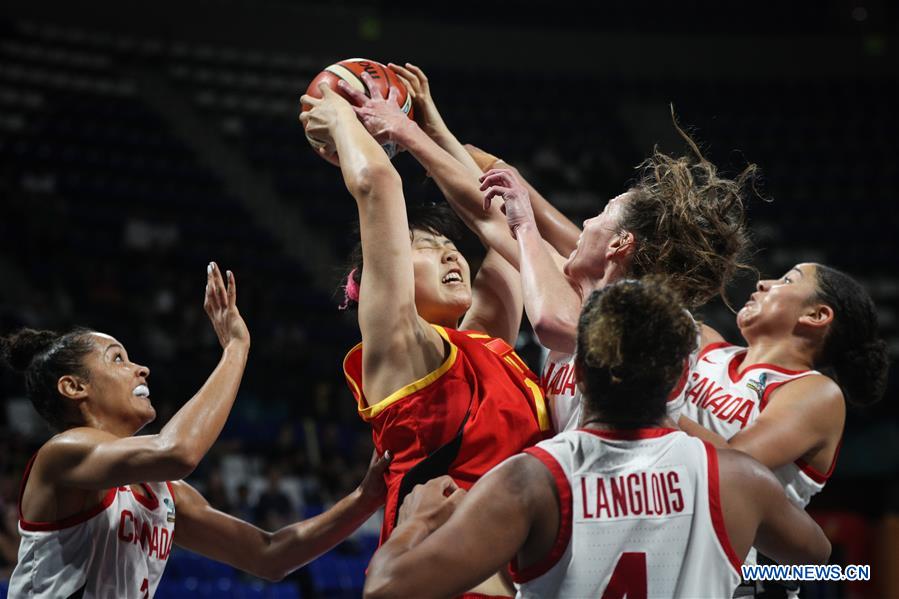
[746,372,768,402]
[164,497,176,523]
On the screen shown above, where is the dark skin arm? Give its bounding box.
[173,451,391,582]
[717,448,831,564]
[34,264,249,493]
[364,455,558,599]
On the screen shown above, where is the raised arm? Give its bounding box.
[387,62,483,176]
[172,451,391,582]
[301,82,444,403]
[465,143,582,256]
[481,168,582,353]
[338,73,521,269]
[341,70,526,343]
[43,263,250,489]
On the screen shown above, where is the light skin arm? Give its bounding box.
[41,264,250,489]
[481,169,582,353]
[364,456,558,599]
[717,449,831,564]
[460,249,524,344]
[680,375,844,471]
[342,71,526,343]
[172,452,391,582]
[338,74,523,270]
[466,144,582,256]
[301,82,444,403]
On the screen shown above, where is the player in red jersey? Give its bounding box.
[301,79,550,596]
[362,278,830,599]
[3,263,390,598]
[341,65,755,433]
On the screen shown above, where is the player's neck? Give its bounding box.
[742,337,815,372]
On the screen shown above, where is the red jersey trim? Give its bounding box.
[795,437,842,484]
[698,341,734,360]
[18,453,117,532]
[510,447,572,584]
[703,442,743,574]
[577,427,678,441]
[342,324,460,421]
[128,484,160,511]
[727,351,809,384]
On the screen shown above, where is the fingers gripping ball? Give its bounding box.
[302,58,413,164]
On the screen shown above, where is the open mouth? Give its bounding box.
[133,384,151,400]
[442,270,463,285]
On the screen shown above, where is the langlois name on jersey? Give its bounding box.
[542,361,577,398]
[117,509,173,561]
[686,371,755,429]
[577,466,692,522]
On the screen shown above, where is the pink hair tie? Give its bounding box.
[339,268,360,310]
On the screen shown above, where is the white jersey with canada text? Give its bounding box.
[10,455,176,598]
[513,428,742,598]
[680,342,837,509]
[541,319,700,433]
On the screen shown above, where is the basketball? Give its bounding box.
[303,58,414,164]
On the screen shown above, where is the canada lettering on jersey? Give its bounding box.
[541,361,577,398]
[577,466,692,521]
[686,372,754,429]
[117,509,173,561]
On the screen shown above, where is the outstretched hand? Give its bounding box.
[479,168,537,239]
[300,81,356,158]
[357,449,392,510]
[204,262,250,350]
[387,62,447,139]
[397,475,467,532]
[338,71,416,145]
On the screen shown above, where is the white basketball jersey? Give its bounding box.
[513,428,742,598]
[680,342,836,508]
[541,319,700,433]
[10,456,176,598]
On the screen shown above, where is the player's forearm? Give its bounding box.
[400,125,497,226]
[158,343,248,471]
[263,488,382,580]
[498,161,581,256]
[678,415,730,449]
[426,126,483,177]
[399,126,521,264]
[516,222,580,352]
[364,518,434,599]
[333,110,401,202]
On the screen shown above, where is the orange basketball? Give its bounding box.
[302,58,413,164]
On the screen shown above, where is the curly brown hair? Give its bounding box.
[576,277,697,426]
[619,116,756,310]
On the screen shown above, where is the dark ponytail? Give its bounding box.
[813,266,889,406]
[0,327,95,430]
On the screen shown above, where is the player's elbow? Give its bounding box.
[363,576,398,599]
[532,316,576,353]
[156,438,203,479]
[348,164,401,201]
[809,529,832,565]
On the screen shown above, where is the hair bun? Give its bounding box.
[0,328,60,372]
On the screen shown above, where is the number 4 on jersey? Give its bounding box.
[601,552,647,599]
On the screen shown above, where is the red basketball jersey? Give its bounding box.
[343,325,552,542]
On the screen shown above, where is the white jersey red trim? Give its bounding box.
[513,427,742,598]
[681,343,839,509]
[9,454,176,598]
[541,317,701,433]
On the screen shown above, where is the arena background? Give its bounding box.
[0,1,896,596]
